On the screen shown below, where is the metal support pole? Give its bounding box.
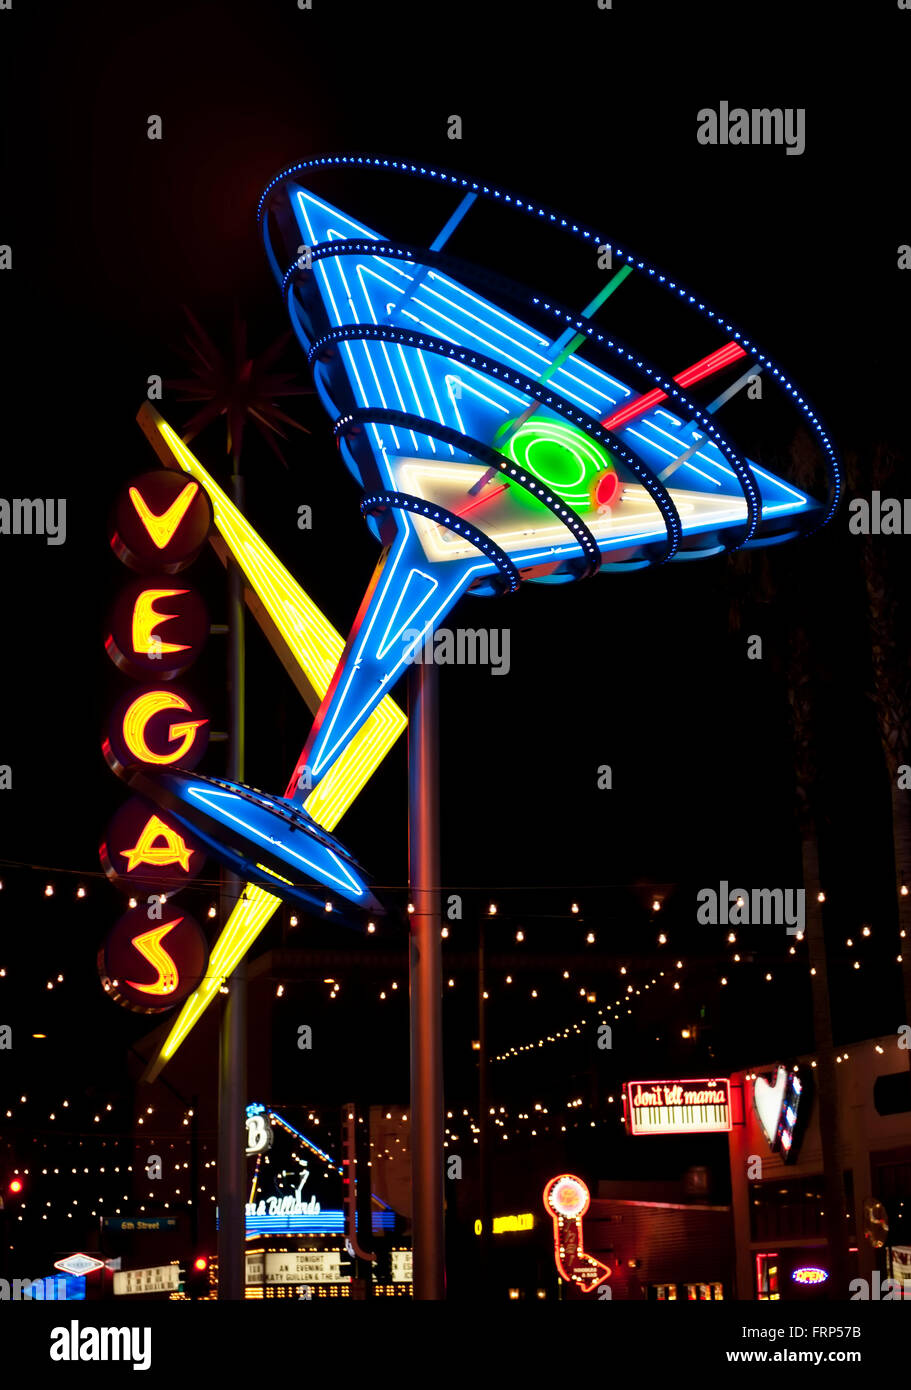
[408,660,446,1299]
[478,912,493,1292]
[190,1093,199,1253]
[217,472,246,1300]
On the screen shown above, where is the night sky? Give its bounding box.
[1,0,910,1277]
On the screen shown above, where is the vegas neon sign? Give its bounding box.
[100,470,213,1015]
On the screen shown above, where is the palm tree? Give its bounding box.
[727,436,850,1296]
[784,621,851,1298]
[854,442,911,1047]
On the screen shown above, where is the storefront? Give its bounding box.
[729,1034,911,1299]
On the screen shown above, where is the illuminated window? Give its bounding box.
[685,1282,716,1301]
[755,1252,780,1301]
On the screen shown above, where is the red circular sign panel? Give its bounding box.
[98,903,209,1014]
[100,796,207,892]
[102,684,209,779]
[105,575,208,680]
[109,470,212,574]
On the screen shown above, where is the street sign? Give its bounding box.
[54,1254,106,1277]
[102,1217,178,1232]
[114,1264,181,1296]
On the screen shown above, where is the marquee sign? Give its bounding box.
[99,797,206,891]
[98,902,209,1014]
[113,1264,181,1296]
[105,575,208,680]
[542,1175,611,1294]
[624,1078,732,1136]
[109,470,212,573]
[261,1251,350,1285]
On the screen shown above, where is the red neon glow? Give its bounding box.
[755,1251,780,1301]
[120,815,194,873]
[129,481,199,550]
[121,690,207,765]
[592,471,621,508]
[454,483,510,518]
[8,1179,23,1194]
[600,341,747,432]
[125,919,182,996]
[673,341,746,388]
[542,1174,611,1293]
[193,1256,208,1272]
[131,589,191,657]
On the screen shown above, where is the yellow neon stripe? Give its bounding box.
[254,862,294,885]
[151,415,407,820]
[141,411,406,1077]
[158,886,280,1063]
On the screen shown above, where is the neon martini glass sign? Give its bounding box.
[132,157,838,1072]
[256,158,839,802]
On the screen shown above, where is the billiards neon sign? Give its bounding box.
[543,1174,611,1293]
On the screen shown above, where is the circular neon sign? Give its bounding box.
[544,1174,590,1220]
[98,902,209,1014]
[109,470,212,574]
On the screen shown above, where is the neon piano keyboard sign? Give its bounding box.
[624,1078,732,1135]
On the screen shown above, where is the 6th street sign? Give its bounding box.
[102,1217,178,1232]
